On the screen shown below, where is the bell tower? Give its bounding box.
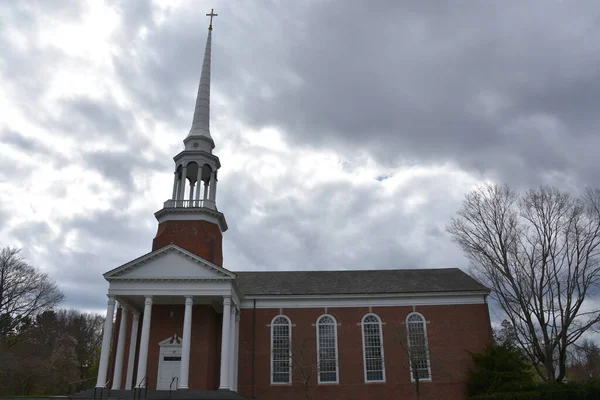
[153,11,227,265]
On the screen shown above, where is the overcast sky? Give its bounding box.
[1,0,599,315]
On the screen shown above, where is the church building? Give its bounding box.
[95,11,493,400]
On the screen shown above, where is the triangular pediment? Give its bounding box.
[104,244,235,281]
[158,335,182,346]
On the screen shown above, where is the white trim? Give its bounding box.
[108,281,242,307]
[240,293,486,309]
[316,314,339,384]
[244,290,488,300]
[110,277,232,282]
[153,209,227,232]
[406,312,432,382]
[361,313,386,383]
[270,315,292,385]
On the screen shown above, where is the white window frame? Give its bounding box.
[270,315,292,385]
[316,314,339,384]
[406,312,432,382]
[361,313,386,383]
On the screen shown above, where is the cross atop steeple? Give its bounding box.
[206,9,218,30]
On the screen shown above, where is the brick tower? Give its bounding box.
[152,19,227,266]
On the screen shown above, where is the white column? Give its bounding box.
[136,296,153,388]
[125,311,140,390]
[228,307,236,390]
[219,297,232,390]
[203,182,209,200]
[96,296,116,388]
[233,312,240,392]
[189,182,195,201]
[179,296,193,390]
[172,172,178,200]
[195,168,202,206]
[179,165,188,202]
[208,171,217,205]
[112,305,129,389]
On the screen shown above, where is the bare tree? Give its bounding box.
[493,319,518,347]
[55,309,104,378]
[289,338,319,400]
[384,319,432,400]
[567,339,600,380]
[447,184,600,382]
[272,336,327,400]
[0,247,64,346]
[0,309,104,396]
[397,336,426,400]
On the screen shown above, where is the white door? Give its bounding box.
[157,346,182,390]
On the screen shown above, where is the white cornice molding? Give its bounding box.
[240,292,487,309]
[153,207,228,232]
[243,290,489,300]
[173,150,221,169]
[109,277,233,282]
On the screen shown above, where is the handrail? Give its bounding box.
[164,199,207,208]
[163,198,219,209]
[133,376,148,400]
[169,377,178,400]
[68,376,97,394]
[94,380,111,400]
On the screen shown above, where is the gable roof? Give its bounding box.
[104,243,236,280]
[235,268,489,296]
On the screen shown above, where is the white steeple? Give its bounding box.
[185,14,215,152]
[155,9,227,233]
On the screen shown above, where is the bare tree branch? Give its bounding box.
[447,185,600,382]
[0,247,64,346]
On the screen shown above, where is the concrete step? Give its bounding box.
[69,389,251,400]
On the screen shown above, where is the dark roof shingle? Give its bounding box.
[235,268,489,296]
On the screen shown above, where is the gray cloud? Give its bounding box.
[83,149,167,189]
[2,0,600,315]
[58,97,134,140]
[220,167,466,274]
[5,208,157,311]
[213,1,600,189]
[95,0,600,191]
[2,129,49,154]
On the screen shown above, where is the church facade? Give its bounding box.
[95,15,493,400]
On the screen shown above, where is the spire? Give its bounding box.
[186,9,218,148]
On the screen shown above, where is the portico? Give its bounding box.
[95,245,242,392]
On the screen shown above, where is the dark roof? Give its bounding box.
[235,268,489,296]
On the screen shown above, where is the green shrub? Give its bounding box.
[468,379,600,400]
[467,343,534,396]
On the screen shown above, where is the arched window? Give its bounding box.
[317,314,339,383]
[362,314,385,382]
[406,312,431,380]
[271,315,291,384]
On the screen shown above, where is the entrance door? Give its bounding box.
[156,337,182,390]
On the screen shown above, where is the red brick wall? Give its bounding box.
[108,307,142,389]
[143,304,221,390]
[152,220,223,266]
[237,303,491,400]
[118,308,142,389]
